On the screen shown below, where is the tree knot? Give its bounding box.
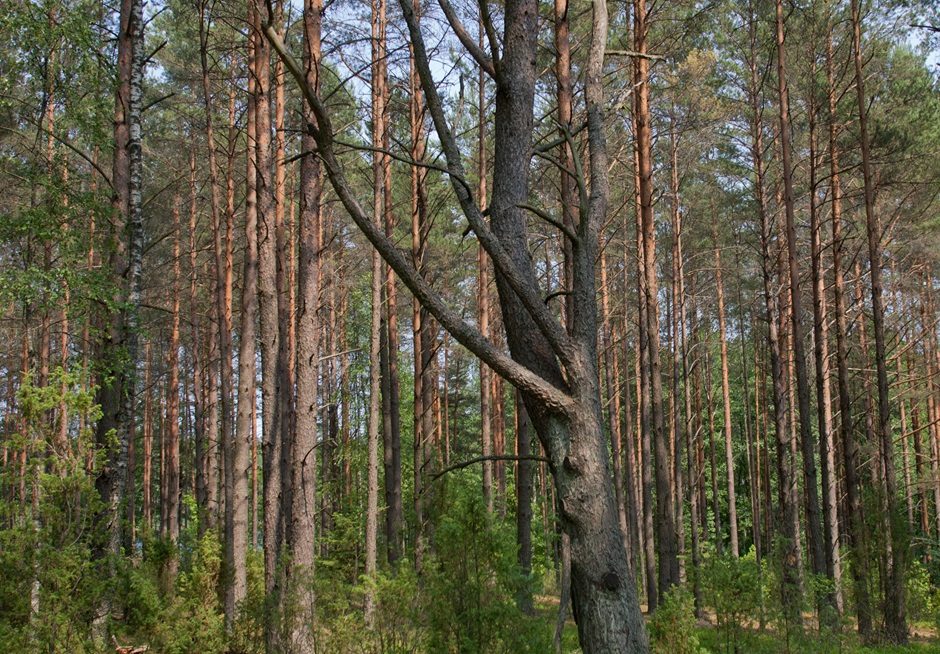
[601,571,620,591]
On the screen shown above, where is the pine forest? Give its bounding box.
[1,0,939,651]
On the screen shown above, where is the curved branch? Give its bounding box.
[428,454,549,484]
[437,0,496,78]
[518,203,578,243]
[263,25,574,414]
[396,0,577,372]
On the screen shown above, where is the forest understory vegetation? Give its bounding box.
[1,0,938,651]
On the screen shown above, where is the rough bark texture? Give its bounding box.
[713,227,739,558]
[826,23,872,639]
[93,0,143,633]
[634,0,678,598]
[227,6,255,627]
[163,199,182,588]
[851,0,907,641]
[285,0,322,646]
[774,0,828,603]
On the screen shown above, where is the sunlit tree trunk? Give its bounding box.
[713,223,738,558]
[163,198,182,588]
[826,22,872,638]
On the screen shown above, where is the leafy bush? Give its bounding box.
[146,533,227,654]
[649,586,706,654]
[702,551,763,653]
[424,483,552,654]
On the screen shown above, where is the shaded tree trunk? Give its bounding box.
[774,0,828,607]
[851,0,907,640]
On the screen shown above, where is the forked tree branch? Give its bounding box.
[396,0,578,372]
[436,0,496,78]
[263,25,575,414]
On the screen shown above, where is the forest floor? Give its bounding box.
[535,596,940,653]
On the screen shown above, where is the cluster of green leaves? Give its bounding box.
[287,478,552,654]
[649,586,707,654]
[0,371,103,652]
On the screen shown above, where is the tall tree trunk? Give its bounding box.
[807,64,843,614]
[634,0,677,598]
[93,0,143,632]
[364,0,385,624]
[749,0,801,622]
[163,199,182,588]
[285,0,322,644]
[620,248,641,573]
[379,0,403,562]
[668,130,686,575]
[199,0,230,536]
[826,22,872,639]
[227,7,256,628]
[631,108,657,610]
[851,0,907,640]
[554,0,576,328]
[272,0,295,617]
[478,46,494,513]
[254,0,282,627]
[188,151,207,537]
[713,223,739,558]
[407,3,432,571]
[775,0,828,607]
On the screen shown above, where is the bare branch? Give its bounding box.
[607,49,665,61]
[396,0,577,371]
[436,0,496,78]
[518,203,579,242]
[428,455,549,484]
[263,24,575,414]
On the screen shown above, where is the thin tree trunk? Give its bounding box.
[851,0,906,640]
[163,198,182,589]
[713,224,739,558]
[634,0,677,597]
[478,36,493,514]
[554,0,576,328]
[749,0,801,622]
[775,0,828,607]
[668,131,686,575]
[142,342,153,532]
[379,0,403,562]
[601,249,629,551]
[198,0,230,536]
[826,22,872,639]
[254,0,282,628]
[807,66,843,614]
[364,0,385,623]
[188,151,207,537]
[620,247,641,571]
[516,389,534,614]
[408,4,432,571]
[636,159,656,609]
